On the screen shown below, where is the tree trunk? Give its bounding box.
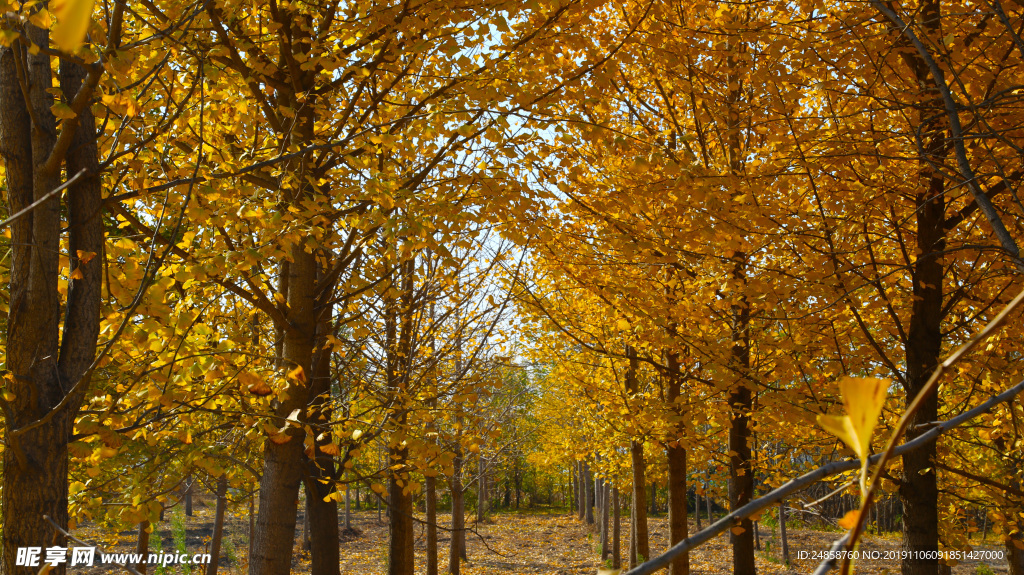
[585,461,595,525]
[386,254,416,575]
[780,501,790,566]
[449,452,467,575]
[206,476,229,575]
[625,347,649,566]
[707,492,712,525]
[477,456,486,522]
[577,461,585,519]
[306,312,341,575]
[137,522,151,575]
[665,350,689,575]
[302,495,311,552]
[1007,530,1024,575]
[728,384,755,574]
[388,456,414,575]
[613,488,621,570]
[570,468,576,515]
[345,484,352,530]
[185,479,194,517]
[695,489,702,530]
[601,483,610,560]
[1,25,105,574]
[667,444,688,575]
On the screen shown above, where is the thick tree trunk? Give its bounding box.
[1,27,104,575]
[388,449,414,575]
[206,476,229,575]
[185,480,194,517]
[306,314,340,575]
[667,445,688,575]
[250,247,317,575]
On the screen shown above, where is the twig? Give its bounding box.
[0,169,87,230]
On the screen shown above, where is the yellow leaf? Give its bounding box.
[287,365,306,383]
[616,319,629,331]
[50,102,77,120]
[841,377,888,447]
[731,526,746,535]
[838,509,859,530]
[51,0,94,52]
[817,377,889,459]
[817,414,860,456]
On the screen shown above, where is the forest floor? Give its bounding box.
[74,496,1010,575]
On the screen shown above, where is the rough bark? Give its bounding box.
[305,313,340,575]
[1,23,104,575]
[667,445,688,575]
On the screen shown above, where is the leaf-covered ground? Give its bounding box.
[76,497,1010,575]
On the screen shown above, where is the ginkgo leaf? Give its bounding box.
[817,377,889,459]
[239,371,272,395]
[51,0,94,52]
[840,376,889,444]
[269,432,292,444]
[287,365,307,383]
[50,102,77,120]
